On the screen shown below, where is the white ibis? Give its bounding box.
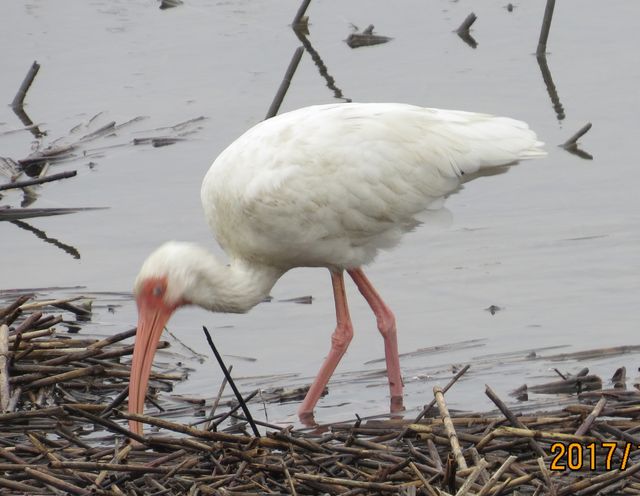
[128,103,545,434]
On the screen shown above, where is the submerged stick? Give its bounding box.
[536,0,556,56]
[11,61,40,109]
[202,326,260,437]
[265,46,304,120]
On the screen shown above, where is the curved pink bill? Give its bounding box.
[128,299,173,436]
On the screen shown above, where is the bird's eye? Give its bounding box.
[152,285,164,297]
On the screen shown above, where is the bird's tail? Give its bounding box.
[517,139,546,160]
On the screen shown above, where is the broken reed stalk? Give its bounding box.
[0,295,31,321]
[0,170,77,192]
[292,0,312,29]
[202,325,260,437]
[537,457,557,496]
[0,325,10,411]
[434,386,467,470]
[204,364,231,431]
[455,458,487,496]
[477,455,517,496]
[414,364,470,423]
[11,61,40,109]
[537,0,556,56]
[574,396,606,436]
[562,122,592,149]
[456,12,477,34]
[265,46,305,120]
[485,384,546,457]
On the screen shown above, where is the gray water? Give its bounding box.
[2,0,639,426]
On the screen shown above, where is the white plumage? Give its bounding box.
[202,103,543,269]
[129,102,545,433]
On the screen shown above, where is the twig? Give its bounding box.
[0,295,32,321]
[456,13,477,34]
[574,396,606,436]
[455,458,488,496]
[11,61,40,109]
[414,365,470,423]
[485,385,546,457]
[292,0,311,29]
[265,46,304,120]
[456,13,478,49]
[409,461,439,496]
[537,457,557,496]
[434,386,467,470]
[204,365,232,431]
[202,326,260,437]
[24,467,90,496]
[282,461,298,496]
[0,325,10,411]
[562,123,592,149]
[537,0,556,56]
[477,455,517,496]
[0,170,77,192]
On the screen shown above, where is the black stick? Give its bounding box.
[11,61,40,109]
[562,122,592,149]
[265,46,304,120]
[0,170,77,192]
[292,0,312,28]
[202,326,260,437]
[456,12,477,34]
[536,0,556,56]
[414,364,470,423]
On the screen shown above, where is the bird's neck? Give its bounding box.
[188,256,283,314]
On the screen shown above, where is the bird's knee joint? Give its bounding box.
[331,325,353,350]
[376,313,396,338]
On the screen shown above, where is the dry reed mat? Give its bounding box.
[1,293,640,495]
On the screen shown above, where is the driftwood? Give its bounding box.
[346,24,392,49]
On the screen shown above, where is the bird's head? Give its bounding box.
[128,241,211,436]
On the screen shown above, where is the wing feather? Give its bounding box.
[203,103,544,268]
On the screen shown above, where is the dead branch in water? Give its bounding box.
[11,61,40,109]
[265,46,305,120]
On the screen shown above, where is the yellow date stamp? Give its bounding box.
[550,442,634,471]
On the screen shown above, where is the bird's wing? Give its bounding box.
[203,103,544,267]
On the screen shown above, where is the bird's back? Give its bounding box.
[202,103,544,269]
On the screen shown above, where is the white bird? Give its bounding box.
[128,103,545,435]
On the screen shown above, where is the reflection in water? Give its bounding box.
[11,106,45,139]
[293,29,351,103]
[536,54,565,121]
[456,12,478,49]
[562,122,594,160]
[10,220,81,259]
[457,30,478,50]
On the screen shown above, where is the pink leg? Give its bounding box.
[298,270,354,417]
[347,268,404,408]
